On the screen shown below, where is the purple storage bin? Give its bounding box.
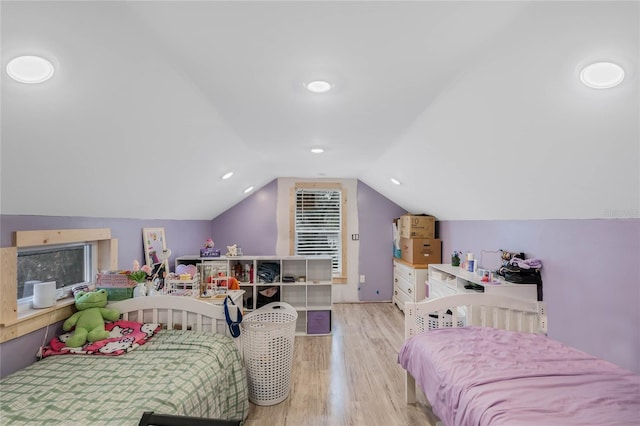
[307,310,331,334]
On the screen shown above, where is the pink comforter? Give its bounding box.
[398,326,640,425]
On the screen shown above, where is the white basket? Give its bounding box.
[241,302,298,406]
[417,309,467,332]
[165,273,200,297]
[427,314,465,329]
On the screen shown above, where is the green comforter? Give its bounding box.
[0,330,249,425]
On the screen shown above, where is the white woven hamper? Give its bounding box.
[241,302,298,406]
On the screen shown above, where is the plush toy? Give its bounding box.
[204,238,215,248]
[226,244,238,256]
[63,289,120,347]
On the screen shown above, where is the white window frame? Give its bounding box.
[290,182,347,282]
[0,229,115,342]
[16,242,97,312]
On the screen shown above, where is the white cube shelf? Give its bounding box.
[176,255,333,335]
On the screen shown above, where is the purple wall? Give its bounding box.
[2,195,639,376]
[0,215,211,271]
[357,181,406,301]
[438,219,640,374]
[210,179,278,255]
[0,321,64,378]
[210,179,407,302]
[0,214,211,377]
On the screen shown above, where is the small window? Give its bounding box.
[17,243,94,305]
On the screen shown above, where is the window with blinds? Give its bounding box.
[294,187,342,276]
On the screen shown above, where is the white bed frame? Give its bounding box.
[107,295,238,337]
[404,293,547,404]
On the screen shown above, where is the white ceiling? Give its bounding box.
[1,1,638,221]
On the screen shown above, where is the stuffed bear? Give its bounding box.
[63,289,120,347]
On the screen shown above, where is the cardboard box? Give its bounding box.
[400,214,435,239]
[400,238,441,265]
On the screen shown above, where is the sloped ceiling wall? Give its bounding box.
[361,2,639,220]
[1,1,638,220]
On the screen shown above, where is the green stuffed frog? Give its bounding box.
[63,289,120,347]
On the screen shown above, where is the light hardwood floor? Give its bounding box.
[243,303,440,426]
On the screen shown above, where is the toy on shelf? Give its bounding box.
[225,244,243,257]
[201,272,239,298]
[201,238,220,258]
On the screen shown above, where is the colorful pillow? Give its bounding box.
[41,320,161,358]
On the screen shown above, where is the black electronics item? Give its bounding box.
[464,283,484,292]
[282,275,296,283]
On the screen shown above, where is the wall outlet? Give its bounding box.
[359,275,365,283]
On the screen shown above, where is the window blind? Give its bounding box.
[295,188,342,275]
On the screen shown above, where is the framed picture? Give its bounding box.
[142,227,168,272]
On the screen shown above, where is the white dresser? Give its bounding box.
[393,258,428,313]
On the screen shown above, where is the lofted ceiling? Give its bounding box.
[1,1,638,221]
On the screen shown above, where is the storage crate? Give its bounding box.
[307,310,331,334]
[96,273,136,288]
[96,273,137,301]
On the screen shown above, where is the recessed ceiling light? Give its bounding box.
[6,55,55,84]
[306,80,332,93]
[390,178,401,185]
[310,147,324,154]
[580,62,625,89]
[243,186,254,194]
[221,172,234,180]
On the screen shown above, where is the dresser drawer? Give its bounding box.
[395,275,415,299]
[393,295,406,312]
[394,286,412,305]
[394,262,416,283]
[393,259,428,312]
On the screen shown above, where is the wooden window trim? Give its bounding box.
[289,182,347,284]
[0,228,117,343]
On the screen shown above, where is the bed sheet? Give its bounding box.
[0,330,249,425]
[398,326,640,426]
